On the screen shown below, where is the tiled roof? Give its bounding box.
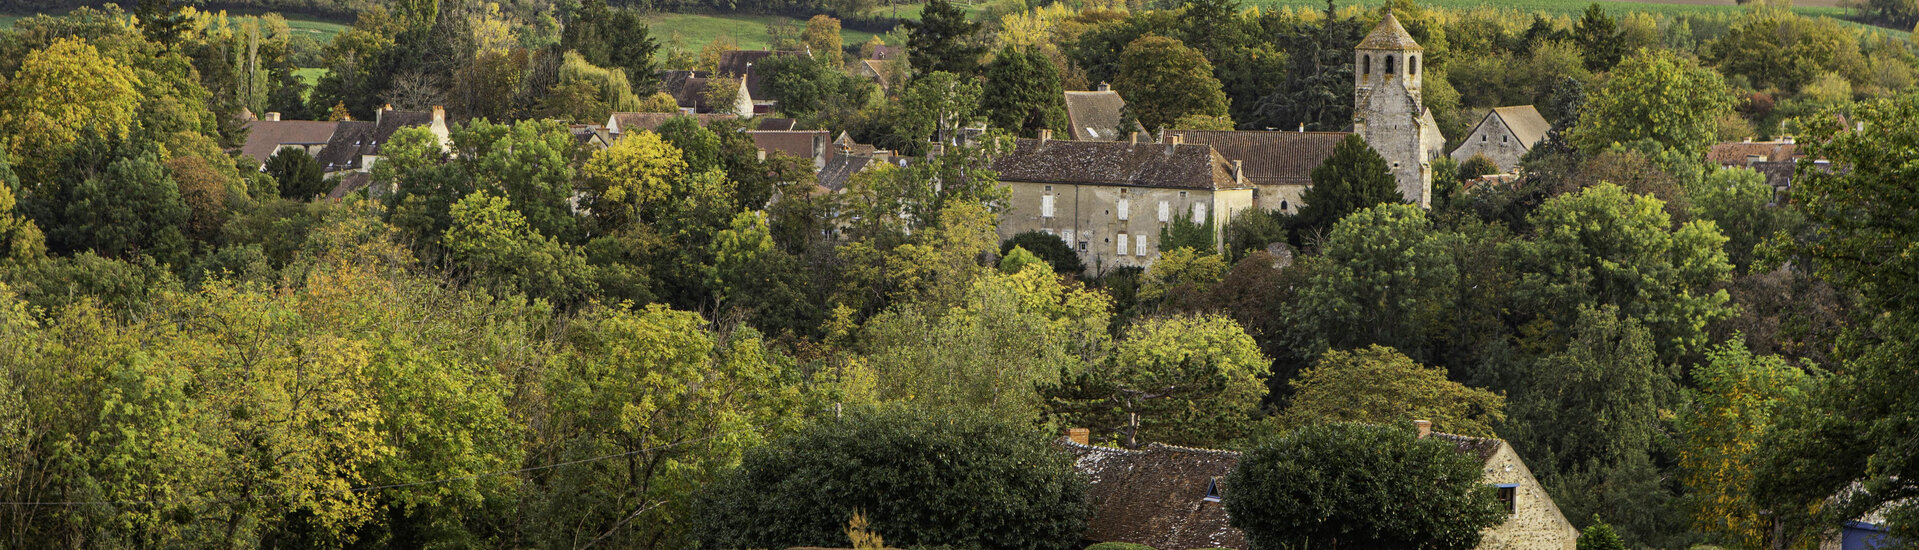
[1064,90,1129,141]
[748,130,829,161]
[1707,141,1802,166]
[1358,12,1423,51]
[609,112,737,134]
[239,120,338,163]
[994,138,1241,190]
[867,44,902,61]
[1428,432,1505,463]
[859,59,893,90]
[1065,441,1246,550]
[326,172,371,200]
[817,154,872,192]
[314,120,376,172]
[1491,105,1551,149]
[1162,130,1350,187]
[755,117,798,131]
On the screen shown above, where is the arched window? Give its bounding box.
[1409,56,1418,75]
[1362,55,1371,75]
[1385,55,1396,74]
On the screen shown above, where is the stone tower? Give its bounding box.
[1353,12,1446,207]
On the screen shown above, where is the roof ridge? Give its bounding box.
[1144,442,1243,457]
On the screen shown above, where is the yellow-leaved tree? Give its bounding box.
[1677,336,1819,547]
[0,37,143,184]
[583,131,687,227]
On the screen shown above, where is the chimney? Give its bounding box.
[1038,128,1052,144]
[1130,131,1140,145]
[1232,160,1244,184]
[1414,420,1432,439]
[1298,122,1306,133]
[1781,135,1795,144]
[1098,82,1111,92]
[1066,427,1090,446]
[1167,134,1183,155]
[264,111,281,122]
[431,105,445,125]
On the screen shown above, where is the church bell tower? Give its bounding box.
[1352,11,1442,207]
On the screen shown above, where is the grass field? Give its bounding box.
[647,12,885,52]
[283,16,349,41]
[1248,0,1852,22]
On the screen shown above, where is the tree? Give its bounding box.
[1292,204,1457,357]
[1294,134,1401,239]
[442,191,594,305]
[905,0,985,75]
[1000,230,1084,275]
[802,15,843,60]
[0,157,44,264]
[900,71,983,147]
[1226,422,1506,550]
[1677,337,1817,548]
[562,0,660,92]
[1459,153,1500,179]
[1573,3,1623,72]
[0,37,143,184]
[1276,345,1505,438]
[1578,518,1627,550]
[981,47,1068,138]
[266,147,328,200]
[1112,35,1229,132]
[1057,313,1268,448]
[1567,49,1732,157]
[1509,183,1733,360]
[583,130,689,229]
[52,153,191,266]
[530,303,800,550]
[694,407,1087,550]
[1688,166,1802,273]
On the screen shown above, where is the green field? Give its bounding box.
[295,67,328,88]
[283,16,349,41]
[647,12,886,53]
[1250,0,1852,18]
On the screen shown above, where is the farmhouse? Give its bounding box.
[1450,105,1551,172]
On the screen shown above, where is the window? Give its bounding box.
[1117,234,1129,256]
[1280,199,1290,212]
[1135,236,1147,256]
[1193,202,1208,223]
[1482,134,1487,142]
[1362,55,1371,75]
[1117,198,1129,220]
[1158,201,1170,222]
[1062,230,1075,244]
[1495,485,1518,515]
[1203,478,1222,503]
[1503,135,1509,143]
[1409,56,1418,75]
[1078,241,1087,251]
[1385,55,1396,74]
[1042,194,1055,218]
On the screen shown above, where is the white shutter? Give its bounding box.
[1117,234,1129,256]
[1042,195,1055,218]
[1158,201,1170,222]
[1136,236,1147,256]
[1117,198,1129,220]
[1062,230,1075,244]
[1193,202,1208,223]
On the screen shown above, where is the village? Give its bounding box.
[0,0,1913,548]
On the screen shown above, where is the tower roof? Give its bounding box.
[1357,12,1423,51]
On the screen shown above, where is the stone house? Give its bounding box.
[238,112,339,168]
[1160,129,1349,215]
[1707,138,1823,194]
[314,105,451,176]
[1353,12,1447,207]
[1450,105,1551,172]
[1061,421,1578,550]
[991,132,1253,274]
[1063,83,1136,141]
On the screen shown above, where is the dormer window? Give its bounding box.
[1203,478,1222,503]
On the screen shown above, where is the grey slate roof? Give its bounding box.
[659,70,713,110]
[239,120,338,164]
[314,120,377,172]
[1358,12,1423,51]
[755,117,798,131]
[1064,90,1130,141]
[817,154,872,192]
[1162,130,1350,187]
[716,50,809,99]
[994,138,1242,190]
[1491,105,1551,149]
[1064,441,1246,550]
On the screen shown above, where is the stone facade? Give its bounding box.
[1450,106,1551,172]
[993,136,1253,274]
[1352,12,1445,207]
[1471,442,1581,549]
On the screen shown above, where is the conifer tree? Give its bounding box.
[1294,134,1401,239]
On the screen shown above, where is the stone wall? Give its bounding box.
[999,180,1253,274]
[1475,445,1579,550]
[1355,78,1436,207]
[1451,113,1526,172]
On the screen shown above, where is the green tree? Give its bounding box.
[693,406,1089,550]
[583,130,688,229]
[266,147,328,200]
[443,191,594,305]
[1577,518,1627,550]
[1276,345,1505,438]
[1567,49,1732,157]
[905,0,985,75]
[981,47,1069,138]
[1688,166,1801,273]
[1459,153,1499,179]
[802,15,843,59]
[1000,230,1085,276]
[0,151,46,263]
[0,37,143,184]
[1057,313,1268,448]
[562,0,661,92]
[1226,422,1506,550]
[1292,204,1457,357]
[1112,35,1229,132]
[1573,3,1623,72]
[453,119,585,242]
[1294,134,1401,240]
[54,153,191,266]
[901,71,984,147]
[530,303,800,550]
[1677,337,1817,548]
